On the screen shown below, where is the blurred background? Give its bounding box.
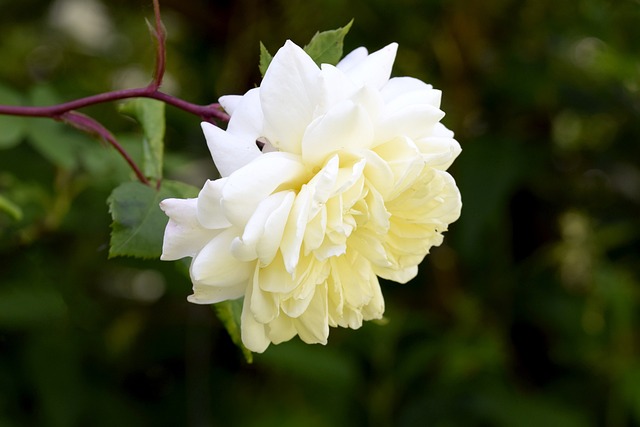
[1,0,640,425]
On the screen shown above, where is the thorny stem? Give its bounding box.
[0,0,230,185]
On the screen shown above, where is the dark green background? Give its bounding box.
[1,0,640,425]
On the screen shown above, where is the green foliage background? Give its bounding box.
[1,0,640,425]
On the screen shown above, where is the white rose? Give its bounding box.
[160,40,462,352]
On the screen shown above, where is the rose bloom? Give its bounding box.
[160,41,462,352]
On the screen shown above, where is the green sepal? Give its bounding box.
[259,41,273,78]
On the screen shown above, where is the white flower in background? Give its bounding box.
[160,41,462,352]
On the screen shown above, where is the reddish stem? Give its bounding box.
[0,88,229,122]
[61,112,150,185]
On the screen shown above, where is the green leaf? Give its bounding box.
[214,299,253,363]
[0,194,23,221]
[0,84,27,149]
[108,180,199,259]
[259,41,273,78]
[119,98,166,181]
[26,85,85,169]
[303,20,354,66]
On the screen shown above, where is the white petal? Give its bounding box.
[218,94,242,116]
[201,122,261,177]
[188,282,245,304]
[221,152,307,226]
[317,63,357,113]
[190,228,252,286]
[260,40,320,154]
[336,46,368,72]
[376,104,445,144]
[160,198,216,260]
[343,43,397,89]
[302,100,374,165]
[381,77,441,110]
[224,88,264,142]
[197,179,232,229]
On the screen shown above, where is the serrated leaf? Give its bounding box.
[0,84,27,149]
[214,299,253,363]
[108,180,199,259]
[259,41,273,78]
[119,98,165,181]
[303,20,353,66]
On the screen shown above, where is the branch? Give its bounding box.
[0,89,230,122]
[60,111,150,185]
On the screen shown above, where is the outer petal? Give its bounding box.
[260,40,321,154]
[218,94,242,116]
[188,282,245,304]
[197,178,232,229]
[224,88,264,142]
[160,198,217,261]
[201,122,261,177]
[241,285,271,353]
[190,228,252,286]
[336,47,368,72]
[343,43,397,89]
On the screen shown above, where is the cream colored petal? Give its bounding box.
[250,264,280,323]
[187,282,245,304]
[256,191,296,266]
[265,315,297,345]
[373,136,425,198]
[373,264,419,284]
[160,198,217,261]
[230,190,294,262]
[293,283,329,345]
[415,136,462,170]
[257,252,296,293]
[201,122,261,177]
[222,152,307,227]
[260,40,320,154]
[303,206,326,255]
[349,232,391,268]
[343,43,397,89]
[361,150,394,198]
[281,184,313,273]
[190,228,252,286]
[361,270,385,320]
[196,178,232,229]
[302,100,374,166]
[241,289,271,353]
